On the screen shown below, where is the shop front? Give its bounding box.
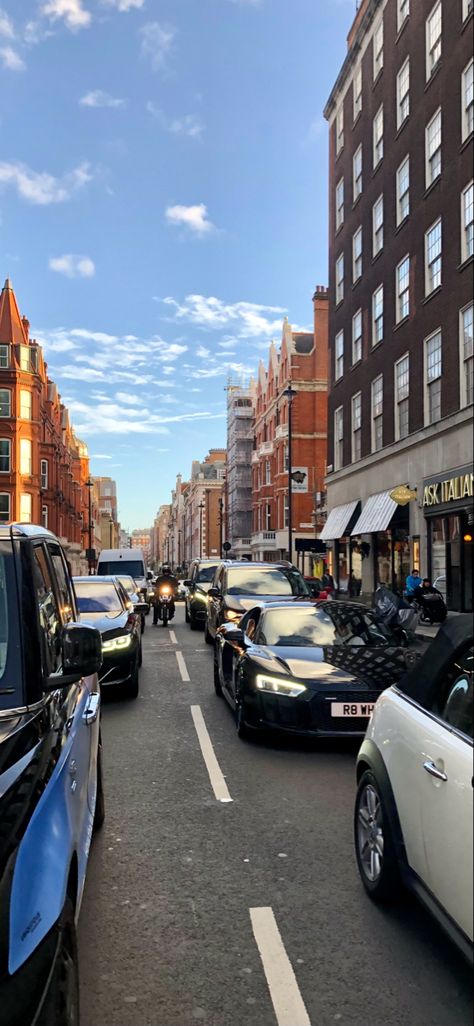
[350,489,414,596]
[423,465,473,612]
[320,500,362,593]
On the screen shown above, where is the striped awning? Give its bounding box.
[320,500,360,541]
[351,491,398,535]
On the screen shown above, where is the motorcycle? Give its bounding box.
[374,585,419,645]
[155,585,175,627]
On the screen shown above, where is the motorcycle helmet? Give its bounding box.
[161,564,172,575]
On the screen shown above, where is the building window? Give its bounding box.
[425,219,442,294]
[371,376,383,452]
[352,310,362,364]
[396,155,410,225]
[395,354,410,440]
[41,459,48,490]
[19,346,31,372]
[0,439,11,473]
[0,345,9,369]
[283,494,289,528]
[426,1,442,81]
[351,393,362,462]
[396,255,410,321]
[397,58,410,129]
[20,389,32,420]
[0,493,10,523]
[425,330,442,424]
[460,304,474,406]
[0,390,11,418]
[20,493,32,523]
[352,227,363,283]
[463,0,473,20]
[284,444,289,472]
[373,105,384,168]
[353,66,362,121]
[335,254,344,304]
[334,407,344,471]
[265,460,271,485]
[265,502,272,530]
[41,505,48,529]
[425,108,442,187]
[462,59,473,141]
[20,438,32,476]
[353,144,362,202]
[372,285,384,345]
[461,181,474,261]
[336,106,344,155]
[335,177,344,231]
[397,0,410,30]
[373,19,384,79]
[335,330,344,381]
[372,195,384,256]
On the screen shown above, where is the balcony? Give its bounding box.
[251,451,259,464]
[275,423,288,439]
[251,530,277,549]
[259,440,274,457]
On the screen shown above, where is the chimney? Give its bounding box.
[22,316,30,341]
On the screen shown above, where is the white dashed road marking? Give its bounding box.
[190,705,233,804]
[169,630,178,645]
[250,907,312,1026]
[176,651,190,681]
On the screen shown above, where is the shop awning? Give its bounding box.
[351,491,398,535]
[320,500,360,540]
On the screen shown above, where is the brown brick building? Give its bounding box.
[251,288,329,569]
[323,0,473,610]
[0,278,93,572]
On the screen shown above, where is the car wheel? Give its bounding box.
[125,659,139,699]
[213,651,223,696]
[190,611,200,631]
[354,770,402,903]
[205,621,214,645]
[37,897,79,1026]
[93,736,105,832]
[235,695,250,740]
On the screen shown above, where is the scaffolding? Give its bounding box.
[226,376,256,549]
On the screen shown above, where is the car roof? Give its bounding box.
[0,523,59,540]
[221,561,295,570]
[248,599,317,611]
[73,575,121,584]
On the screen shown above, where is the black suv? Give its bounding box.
[184,558,222,630]
[205,560,310,643]
[0,525,103,1026]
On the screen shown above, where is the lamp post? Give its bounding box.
[283,384,297,563]
[218,496,224,558]
[178,528,182,568]
[85,477,94,575]
[198,501,205,558]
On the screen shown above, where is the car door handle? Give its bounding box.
[423,760,448,782]
[83,693,101,726]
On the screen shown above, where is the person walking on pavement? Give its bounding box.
[405,568,421,601]
[153,564,178,624]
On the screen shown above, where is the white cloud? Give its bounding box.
[0,46,25,70]
[90,453,112,459]
[140,22,175,71]
[146,104,204,139]
[196,345,211,359]
[162,293,287,337]
[0,160,92,205]
[165,204,215,235]
[40,0,91,30]
[102,0,144,9]
[115,391,140,405]
[80,89,125,108]
[70,328,118,343]
[0,9,14,37]
[49,254,95,278]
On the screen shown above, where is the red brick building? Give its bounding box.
[0,278,93,572]
[251,288,329,568]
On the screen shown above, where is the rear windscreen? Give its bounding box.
[98,560,144,578]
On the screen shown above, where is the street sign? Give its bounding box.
[223,541,232,551]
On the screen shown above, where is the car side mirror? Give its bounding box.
[134,601,149,614]
[223,626,245,644]
[183,580,193,588]
[208,587,220,598]
[44,622,102,691]
[147,571,153,580]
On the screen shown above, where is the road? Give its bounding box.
[78,607,472,1026]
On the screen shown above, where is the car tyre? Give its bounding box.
[354,770,403,903]
[93,736,105,832]
[205,621,214,645]
[213,651,223,696]
[235,695,250,740]
[190,611,200,631]
[37,897,79,1026]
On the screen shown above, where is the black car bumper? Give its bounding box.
[242,689,381,736]
[99,644,138,687]
[0,925,59,1026]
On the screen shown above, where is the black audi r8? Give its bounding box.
[213,600,420,739]
[73,576,147,699]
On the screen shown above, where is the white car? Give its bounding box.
[354,615,473,961]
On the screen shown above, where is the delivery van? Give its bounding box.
[96,548,149,597]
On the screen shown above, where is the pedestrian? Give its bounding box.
[405,567,421,601]
[348,571,360,598]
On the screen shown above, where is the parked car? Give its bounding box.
[205,560,310,643]
[184,558,222,629]
[0,524,103,1026]
[116,573,149,633]
[74,576,146,699]
[213,599,416,739]
[354,614,473,962]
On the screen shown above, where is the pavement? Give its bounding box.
[415,610,462,641]
[78,607,473,1026]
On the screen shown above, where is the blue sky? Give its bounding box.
[0,0,353,531]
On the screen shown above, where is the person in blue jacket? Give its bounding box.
[405,567,421,600]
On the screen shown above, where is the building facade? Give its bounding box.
[182,450,226,564]
[0,278,92,573]
[251,289,329,569]
[226,377,256,558]
[323,0,473,610]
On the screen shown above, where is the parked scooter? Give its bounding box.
[374,585,419,645]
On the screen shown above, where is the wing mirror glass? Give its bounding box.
[44,623,102,691]
[208,587,220,598]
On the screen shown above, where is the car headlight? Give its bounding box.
[102,634,133,653]
[225,609,241,621]
[195,591,208,604]
[255,674,307,698]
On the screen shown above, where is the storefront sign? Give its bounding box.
[423,472,473,507]
[290,468,308,493]
[389,485,417,506]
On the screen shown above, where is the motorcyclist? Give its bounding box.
[153,564,178,624]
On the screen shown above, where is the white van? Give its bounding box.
[96,548,149,597]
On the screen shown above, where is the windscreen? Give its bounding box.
[0,541,22,710]
[197,564,219,584]
[75,581,123,613]
[117,576,135,595]
[226,568,309,597]
[98,560,145,578]
[259,608,337,647]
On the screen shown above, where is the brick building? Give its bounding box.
[182,450,226,563]
[251,289,329,568]
[323,0,473,610]
[226,377,256,558]
[150,504,171,569]
[0,278,92,573]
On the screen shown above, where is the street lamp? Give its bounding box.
[198,501,205,558]
[218,496,224,558]
[85,477,94,575]
[283,384,297,563]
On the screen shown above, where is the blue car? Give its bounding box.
[0,525,103,1026]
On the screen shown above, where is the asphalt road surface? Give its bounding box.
[78,607,472,1026]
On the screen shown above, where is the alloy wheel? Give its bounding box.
[357,783,384,882]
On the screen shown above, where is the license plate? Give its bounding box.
[331,702,375,718]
